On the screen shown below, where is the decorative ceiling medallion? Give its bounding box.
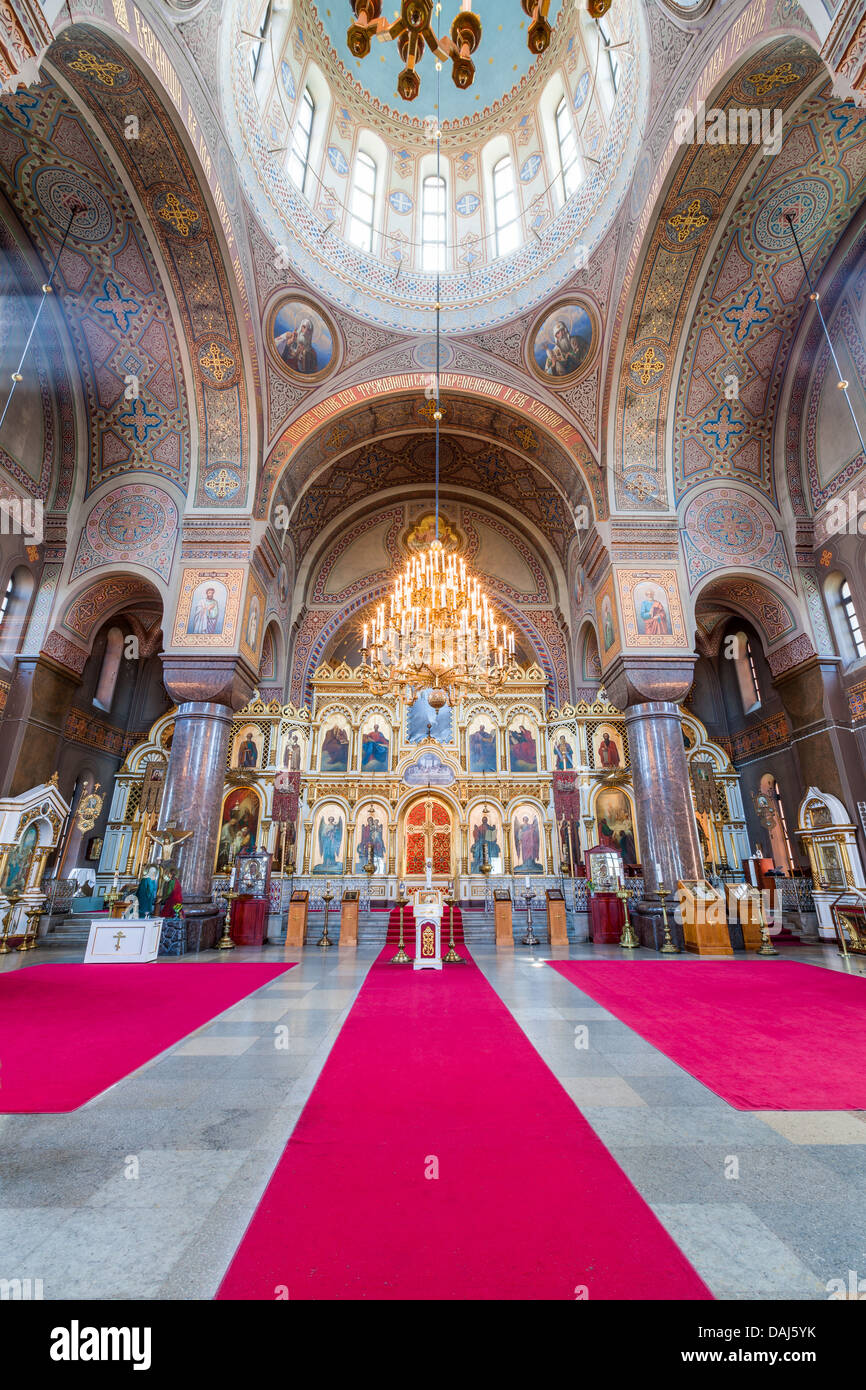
[265,294,340,385]
[753,179,831,254]
[526,298,599,387]
[662,191,717,251]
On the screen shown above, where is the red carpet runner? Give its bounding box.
[384,903,464,948]
[0,962,293,1112]
[548,959,866,1110]
[217,952,710,1300]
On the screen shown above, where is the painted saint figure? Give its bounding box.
[469,722,497,773]
[471,814,501,873]
[275,317,318,374]
[320,724,349,773]
[544,322,584,377]
[513,813,542,873]
[315,815,343,873]
[598,732,620,769]
[553,735,574,771]
[509,724,538,774]
[189,586,221,635]
[284,735,301,770]
[238,732,258,769]
[360,722,389,773]
[638,588,670,636]
[356,811,386,872]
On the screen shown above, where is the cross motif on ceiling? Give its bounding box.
[198,341,235,382]
[209,469,235,498]
[668,200,710,244]
[630,344,665,386]
[68,49,125,86]
[157,192,199,237]
[749,63,800,98]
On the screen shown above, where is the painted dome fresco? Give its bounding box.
[221,0,646,331]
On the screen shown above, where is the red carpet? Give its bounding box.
[217,951,710,1300]
[0,962,293,1112]
[384,904,465,950]
[548,960,866,1110]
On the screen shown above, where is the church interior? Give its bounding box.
[3,0,866,1321]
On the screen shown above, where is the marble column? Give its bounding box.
[605,657,703,949]
[0,655,82,796]
[160,657,256,940]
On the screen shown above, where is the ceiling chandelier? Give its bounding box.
[347,0,481,102]
[360,64,514,708]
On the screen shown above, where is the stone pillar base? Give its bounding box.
[631,898,686,952]
[183,903,222,951]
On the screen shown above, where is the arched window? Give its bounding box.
[841,579,866,658]
[0,576,13,629]
[492,155,519,257]
[94,627,124,713]
[421,174,447,274]
[348,149,377,253]
[554,98,581,201]
[597,16,621,96]
[287,86,315,193]
[731,631,761,714]
[249,0,273,82]
[0,565,34,661]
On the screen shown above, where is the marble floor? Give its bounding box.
[1,938,864,1301]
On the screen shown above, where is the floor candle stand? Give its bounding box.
[390,897,411,964]
[657,886,680,954]
[216,888,237,951]
[521,888,539,946]
[0,889,22,954]
[442,891,465,964]
[318,888,335,949]
[616,882,640,950]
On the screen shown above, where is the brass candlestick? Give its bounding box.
[521,888,539,946]
[0,889,21,954]
[216,887,237,951]
[616,881,640,950]
[443,888,465,963]
[318,889,335,948]
[390,896,411,964]
[757,899,779,957]
[17,902,44,952]
[657,885,680,954]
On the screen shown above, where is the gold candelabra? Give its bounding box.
[757,899,779,957]
[615,881,640,950]
[216,887,237,951]
[521,887,539,946]
[0,888,22,954]
[442,886,465,963]
[391,895,411,964]
[657,885,680,955]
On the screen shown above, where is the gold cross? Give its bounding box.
[325,423,349,449]
[209,469,234,498]
[630,344,665,386]
[513,424,537,450]
[749,63,800,98]
[112,930,126,952]
[630,473,656,502]
[418,398,444,423]
[157,192,199,237]
[68,50,125,86]
[199,341,235,382]
[668,199,710,244]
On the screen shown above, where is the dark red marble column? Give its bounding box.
[160,658,256,935]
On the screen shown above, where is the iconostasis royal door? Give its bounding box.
[405,798,452,877]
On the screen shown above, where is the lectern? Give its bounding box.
[285,889,309,948]
[545,888,568,945]
[493,888,513,945]
[340,889,359,946]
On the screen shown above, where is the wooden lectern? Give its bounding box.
[493,889,513,945]
[545,888,568,946]
[340,889,359,946]
[285,889,309,948]
[677,880,732,956]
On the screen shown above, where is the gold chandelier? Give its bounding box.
[361,541,514,708]
[347,0,481,103]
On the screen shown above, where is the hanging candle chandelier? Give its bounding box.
[360,63,514,709]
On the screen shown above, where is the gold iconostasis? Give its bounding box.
[99,661,751,899]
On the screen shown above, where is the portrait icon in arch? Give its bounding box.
[593,724,623,771]
[240,575,265,664]
[403,511,461,556]
[320,716,350,773]
[282,729,305,771]
[406,689,453,744]
[215,788,260,873]
[233,724,263,770]
[360,715,391,773]
[468,715,497,773]
[594,573,621,666]
[3,823,37,895]
[634,581,671,637]
[268,296,337,383]
[313,804,345,874]
[508,719,538,774]
[355,803,387,874]
[529,300,597,384]
[552,732,575,771]
[469,805,503,874]
[187,579,227,637]
[595,789,638,868]
[512,804,543,874]
[572,562,586,611]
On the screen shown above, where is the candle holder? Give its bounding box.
[318,889,335,948]
[103,884,125,918]
[442,888,465,963]
[521,888,539,946]
[0,888,22,954]
[390,895,411,963]
[216,887,237,951]
[657,885,680,954]
[615,882,640,950]
[757,899,779,957]
[17,901,44,952]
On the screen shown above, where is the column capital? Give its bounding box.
[160,654,258,711]
[602,655,697,711]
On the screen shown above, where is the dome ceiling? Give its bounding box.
[221,0,646,331]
